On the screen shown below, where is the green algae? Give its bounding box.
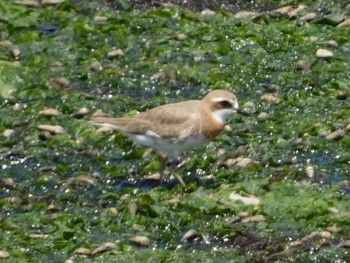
[1,0,350,262]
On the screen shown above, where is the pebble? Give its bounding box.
[241,215,265,223]
[181,229,200,242]
[1,177,15,188]
[243,101,255,109]
[340,240,350,248]
[129,236,150,246]
[107,49,124,58]
[234,11,259,20]
[38,124,64,134]
[30,234,49,239]
[50,77,70,88]
[92,109,108,117]
[325,40,338,48]
[175,33,187,41]
[128,202,138,215]
[15,0,40,6]
[261,93,279,103]
[90,61,102,71]
[305,165,314,178]
[316,49,333,58]
[336,91,348,100]
[65,260,74,263]
[41,0,65,5]
[258,112,269,121]
[3,129,15,138]
[145,172,161,180]
[345,124,350,132]
[273,6,293,15]
[300,12,317,22]
[91,242,117,255]
[39,108,60,117]
[326,226,342,233]
[75,247,92,255]
[224,157,257,168]
[326,129,345,141]
[94,16,108,22]
[229,192,260,205]
[63,175,96,189]
[296,60,310,71]
[74,107,90,118]
[0,251,10,259]
[287,5,306,18]
[11,46,20,58]
[201,9,215,16]
[337,19,350,28]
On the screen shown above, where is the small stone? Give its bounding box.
[63,175,96,189]
[92,109,108,117]
[273,6,293,15]
[345,124,350,132]
[65,260,74,263]
[90,61,102,71]
[11,46,20,57]
[336,91,348,100]
[340,240,350,248]
[243,101,255,109]
[229,192,260,205]
[144,172,161,180]
[39,108,60,117]
[51,61,63,67]
[234,11,259,20]
[326,129,345,141]
[201,9,215,16]
[316,49,333,58]
[3,129,15,138]
[224,125,232,132]
[41,0,65,5]
[91,242,117,255]
[0,40,14,47]
[107,49,124,58]
[151,72,166,81]
[261,93,279,103]
[300,12,317,22]
[30,234,49,239]
[241,215,265,223]
[258,112,269,121]
[337,19,350,28]
[1,177,15,188]
[288,5,306,18]
[325,40,338,47]
[0,251,10,259]
[305,165,314,178]
[175,33,187,41]
[38,124,64,134]
[129,236,150,246]
[128,202,138,215]
[181,229,200,242]
[108,207,118,216]
[15,0,40,7]
[75,247,92,255]
[94,16,108,22]
[326,226,342,233]
[296,60,310,71]
[74,107,90,118]
[50,77,70,88]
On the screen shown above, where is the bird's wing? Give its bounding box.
[90,116,152,134]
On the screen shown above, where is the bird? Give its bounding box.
[90,89,239,186]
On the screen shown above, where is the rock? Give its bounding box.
[128,202,138,215]
[91,242,117,255]
[241,215,265,223]
[74,107,90,118]
[243,101,255,109]
[345,124,350,132]
[75,247,92,255]
[175,33,187,41]
[340,240,350,248]
[41,0,65,5]
[325,40,338,47]
[1,177,15,188]
[3,129,15,139]
[39,108,60,117]
[316,49,333,58]
[234,11,259,20]
[30,234,49,239]
[326,226,342,233]
[0,251,10,259]
[261,93,279,103]
[50,77,70,88]
[94,16,108,22]
[229,192,260,205]
[107,49,124,58]
[38,124,64,134]
[201,9,215,16]
[305,165,314,178]
[63,175,96,189]
[273,6,293,15]
[300,12,317,22]
[92,109,108,117]
[129,236,150,246]
[11,46,20,58]
[90,61,102,71]
[258,112,269,121]
[336,91,348,100]
[288,5,306,18]
[326,129,345,141]
[144,172,161,180]
[15,0,40,7]
[337,19,350,28]
[181,229,200,242]
[296,60,310,71]
[108,207,118,216]
[0,40,13,47]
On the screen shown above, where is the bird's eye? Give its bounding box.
[219,100,232,108]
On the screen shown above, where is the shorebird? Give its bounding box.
[90,89,239,186]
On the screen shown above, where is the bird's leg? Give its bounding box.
[170,157,186,187]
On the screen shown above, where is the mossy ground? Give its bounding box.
[0,0,350,262]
